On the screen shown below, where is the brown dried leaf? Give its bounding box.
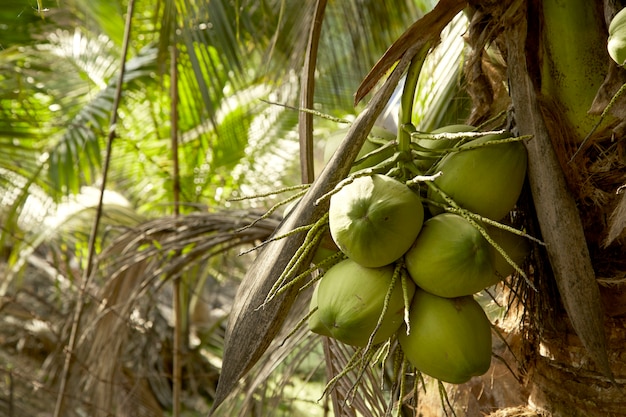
[605,190,626,247]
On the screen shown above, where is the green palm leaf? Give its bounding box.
[45,44,159,196]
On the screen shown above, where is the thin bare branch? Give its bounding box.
[53,1,137,415]
[170,40,183,417]
[299,0,328,183]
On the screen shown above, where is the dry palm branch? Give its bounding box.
[62,210,279,416]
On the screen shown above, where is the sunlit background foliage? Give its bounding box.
[0,0,471,415]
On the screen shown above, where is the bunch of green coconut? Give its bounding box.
[308,124,530,384]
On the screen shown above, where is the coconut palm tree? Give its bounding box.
[4,0,625,416]
[216,1,626,417]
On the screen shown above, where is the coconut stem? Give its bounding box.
[398,44,432,156]
[541,0,607,139]
[506,8,613,380]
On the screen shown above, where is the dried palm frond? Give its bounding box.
[322,337,389,417]
[212,287,322,417]
[213,296,393,417]
[56,209,279,416]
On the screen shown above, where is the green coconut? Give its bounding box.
[329,174,424,267]
[308,282,332,338]
[315,258,415,347]
[404,213,499,298]
[428,132,527,220]
[398,289,492,384]
[414,124,475,172]
[486,225,531,279]
[608,7,626,66]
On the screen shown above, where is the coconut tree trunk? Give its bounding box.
[445,0,626,415]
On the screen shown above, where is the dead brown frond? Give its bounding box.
[320,337,390,417]
[0,254,78,416]
[53,209,280,416]
[213,286,322,416]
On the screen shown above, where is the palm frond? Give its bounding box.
[0,27,159,199]
[0,186,141,295]
[215,294,325,417]
[415,12,471,130]
[53,209,279,415]
[174,0,252,124]
[69,0,126,46]
[45,42,159,197]
[314,1,424,111]
[0,0,60,48]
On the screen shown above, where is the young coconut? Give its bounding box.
[428,131,528,221]
[329,174,424,268]
[398,289,492,384]
[414,124,475,172]
[315,258,415,347]
[308,281,332,338]
[486,225,531,279]
[405,213,499,298]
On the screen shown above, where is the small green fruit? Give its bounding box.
[486,225,530,278]
[428,132,527,220]
[329,174,424,267]
[608,7,626,66]
[316,259,415,347]
[398,289,492,384]
[405,213,498,298]
[415,124,475,172]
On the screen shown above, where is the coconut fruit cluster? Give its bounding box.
[308,126,529,384]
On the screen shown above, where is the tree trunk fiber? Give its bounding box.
[501,1,626,414]
[422,1,626,415]
[528,314,626,416]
